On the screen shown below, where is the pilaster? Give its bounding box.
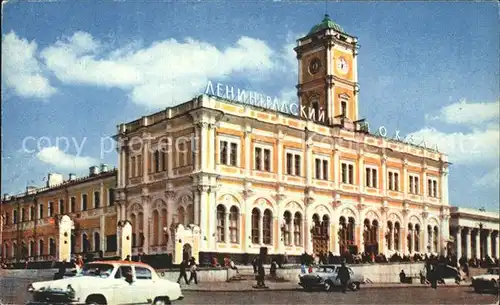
[456,226,462,260]
[486,230,492,258]
[358,150,365,193]
[141,190,150,253]
[142,132,150,184]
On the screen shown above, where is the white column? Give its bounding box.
[259,213,264,246]
[200,123,209,170]
[440,168,449,205]
[142,132,150,184]
[403,159,408,197]
[194,124,201,171]
[142,195,150,253]
[486,230,492,258]
[208,188,217,250]
[198,187,209,251]
[333,147,339,189]
[358,150,365,192]
[475,231,480,258]
[495,233,499,259]
[277,130,283,182]
[464,228,471,259]
[305,137,313,185]
[225,211,230,245]
[244,127,251,177]
[410,230,415,254]
[456,227,462,260]
[381,156,387,196]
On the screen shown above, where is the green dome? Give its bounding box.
[308,14,345,35]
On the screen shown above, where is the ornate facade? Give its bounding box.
[113,16,452,263]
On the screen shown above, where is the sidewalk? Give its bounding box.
[179,281,472,292]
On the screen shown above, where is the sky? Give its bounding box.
[1,1,499,211]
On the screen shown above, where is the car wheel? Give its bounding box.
[324,281,334,292]
[153,297,171,305]
[349,282,359,291]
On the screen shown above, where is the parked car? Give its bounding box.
[298,264,364,292]
[471,267,499,293]
[432,264,464,283]
[26,260,183,305]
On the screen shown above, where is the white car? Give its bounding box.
[471,267,499,293]
[27,260,183,305]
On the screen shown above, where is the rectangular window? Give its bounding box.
[30,206,35,220]
[294,155,301,176]
[108,189,115,206]
[39,204,44,219]
[427,179,438,197]
[365,167,378,188]
[130,156,136,177]
[263,149,271,172]
[230,143,237,166]
[137,154,143,176]
[94,191,100,208]
[48,202,54,217]
[315,159,321,179]
[342,162,354,184]
[154,150,161,172]
[286,153,293,175]
[220,141,228,165]
[322,160,328,180]
[255,147,262,171]
[82,194,88,211]
[409,175,420,194]
[341,101,347,117]
[433,180,437,197]
[70,197,76,213]
[59,199,65,215]
[388,171,400,191]
[135,267,152,280]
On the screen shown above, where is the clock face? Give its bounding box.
[336,57,349,75]
[309,58,321,75]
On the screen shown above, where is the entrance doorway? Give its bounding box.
[312,214,329,255]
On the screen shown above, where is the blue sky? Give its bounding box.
[2,1,499,211]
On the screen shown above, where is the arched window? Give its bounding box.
[394,222,401,251]
[283,211,292,246]
[177,207,185,226]
[49,238,56,256]
[229,206,239,243]
[12,242,17,258]
[38,240,44,256]
[94,232,100,252]
[263,209,273,245]
[152,210,159,246]
[293,212,302,246]
[433,226,439,253]
[59,199,65,215]
[82,233,89,253]
[322,215,330,237]
[414,224,420,252]
[386,221,393,250]
[251,208,260,244]
[154,150,161,172]
[130,214,137,247]
[29,240,35,257]
[161,209,168,245]
[186,204,194,225]
[138,212,144,234]
[407,223,413,253]
[216,205,226,243]
[347,217,355,245]
[339,216,348,252]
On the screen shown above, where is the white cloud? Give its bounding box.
[407,127,499,164]
[36,146,98,170]
[474,168,500,188]
[426,99,500,125]
[1,32,57,99]
[40,32,281,108]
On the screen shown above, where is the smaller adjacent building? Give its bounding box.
[1,165,117,263]
[449,207,500,260]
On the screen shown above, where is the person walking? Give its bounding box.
[429,265,438,289]
[177,259,189,285]
[187,257,198,285]
[336,262,351,293]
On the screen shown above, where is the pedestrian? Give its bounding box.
[177,259,189,285]
[399,269,406,283]
[53,260,67,280]
[124,255,131,262]
[336,262,350,293]
[187,257,198,285]
[257,256,266,287]
[229,259,239,273]
[430,266,438,289]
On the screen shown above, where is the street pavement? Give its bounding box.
[177,288,498,305]
[2,276,498,305]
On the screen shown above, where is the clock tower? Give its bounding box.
[295,14,359,125]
